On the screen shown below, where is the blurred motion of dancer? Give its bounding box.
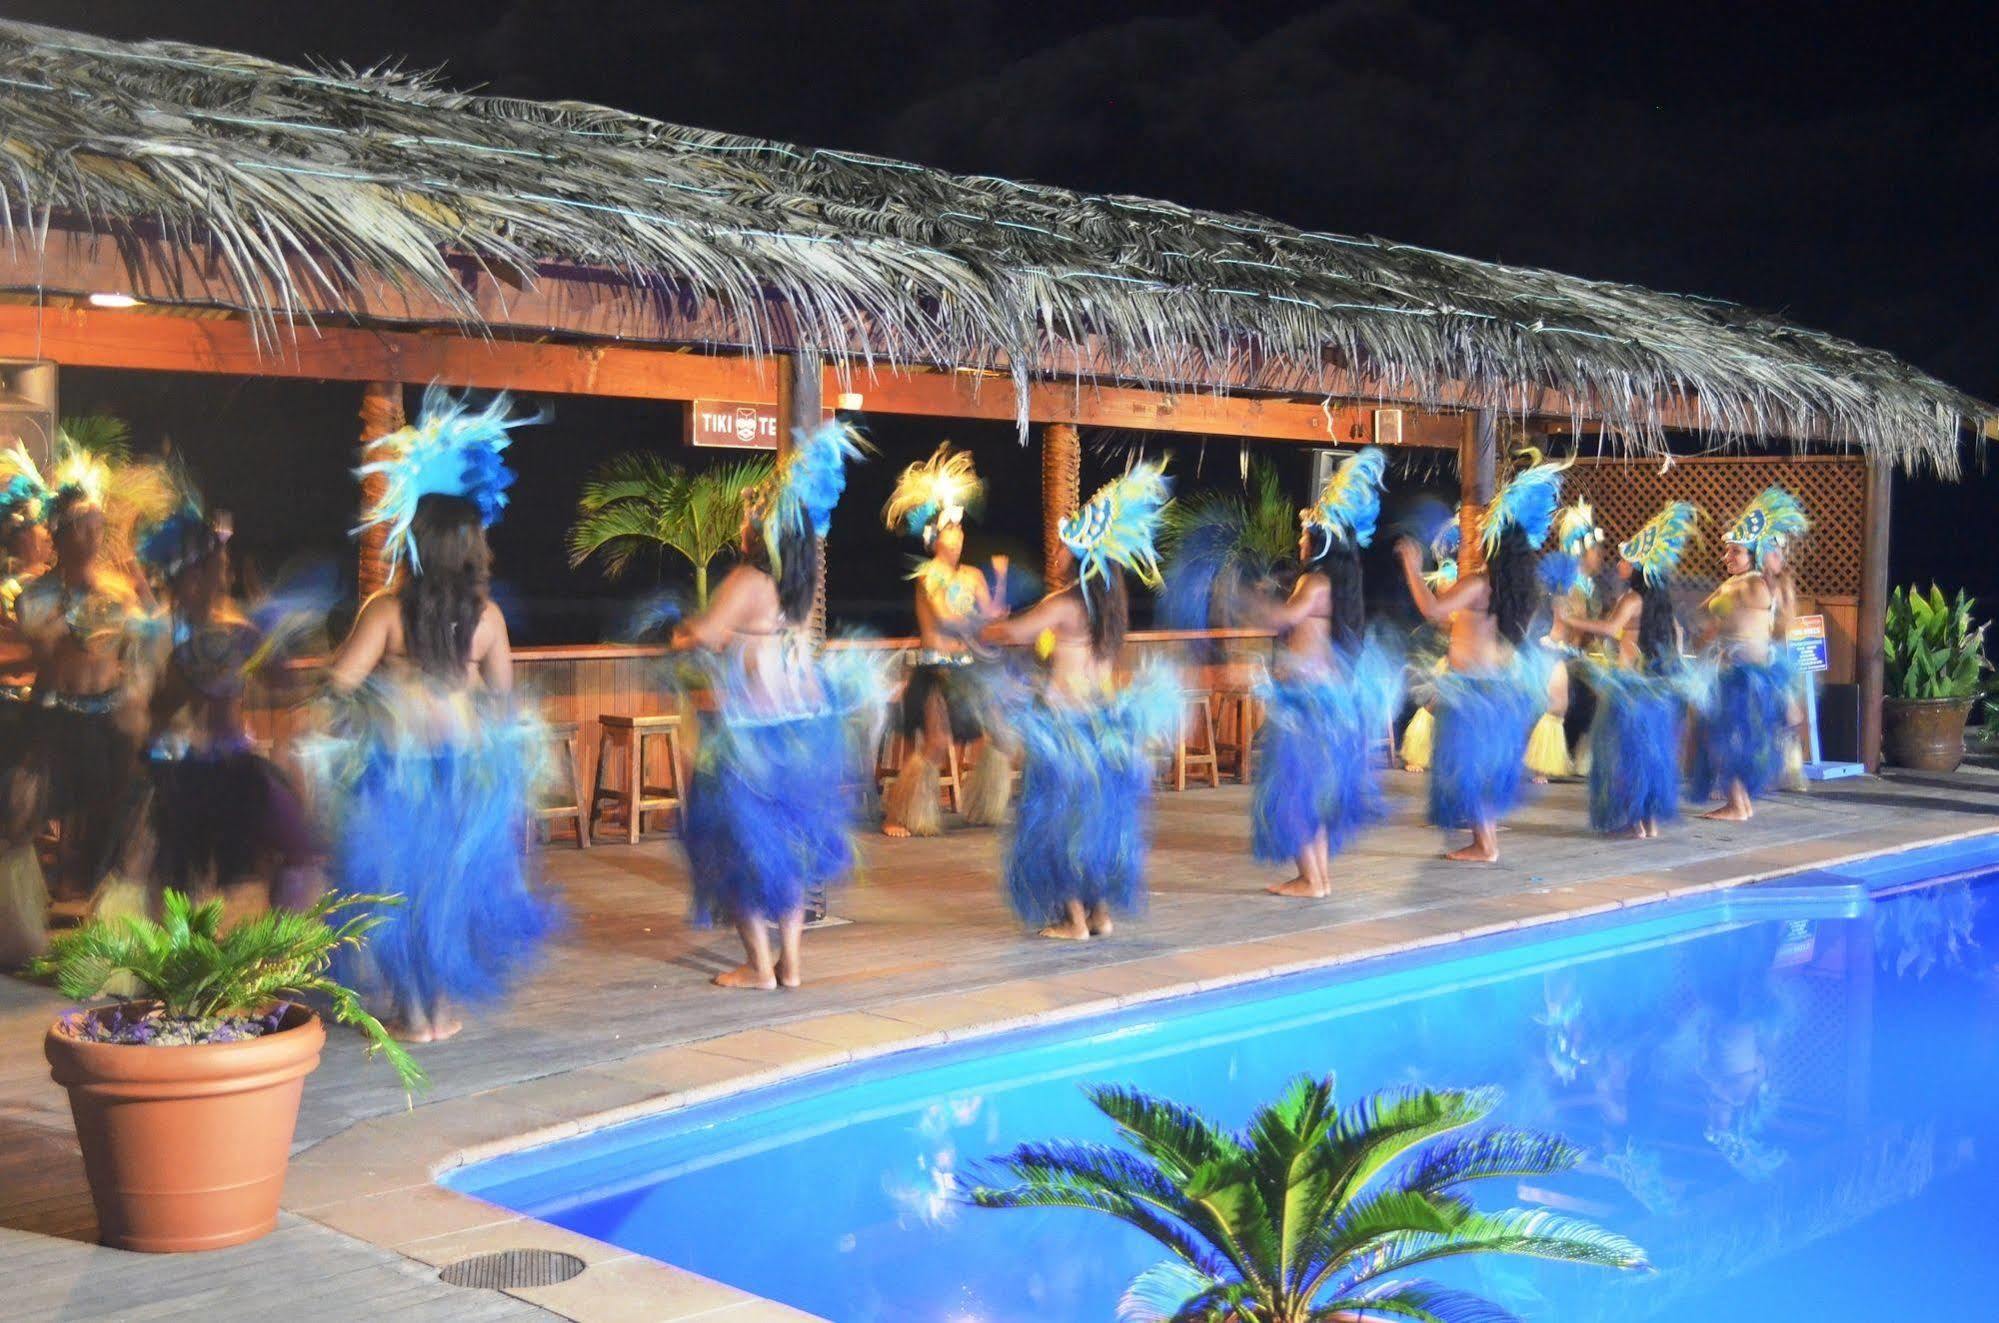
[982,461,1179,940]
[1397,511,1459,773]
[0,445,52,964]
[304,388,557,1044]
[1545,500,1610,773]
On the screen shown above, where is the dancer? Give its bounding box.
[1693,488,1808,822]
[982,461,1178,939]
[1393,456,1565,862]
[1559,502,1702,838]
[1544,500,1611,773]
[133,499,321,909]
[304,388,556,1042]
[11,448,167,903]
[879,443,1011,836]
[0,446,52,963]
[1398,511,1459,773]
[1248,447,1402,898]
[673,421,877,989]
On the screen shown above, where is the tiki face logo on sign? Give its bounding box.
[732,407,759,445]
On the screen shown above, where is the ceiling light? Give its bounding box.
[87,292,140,308]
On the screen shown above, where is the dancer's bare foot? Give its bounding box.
[1267,876,1328,898]
[1445,840,1499,863]
[1087,905,1115,936]
[882,823,911,838]
[714,962,779,989]
[428,1017,464,1042]
[386,1020,433,1044]
[1702,804,1752,822]
[1039,918,1091,940]
[1622,824,1648,840]
[775,954,801,989]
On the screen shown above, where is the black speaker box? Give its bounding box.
[1816,682,1860,762]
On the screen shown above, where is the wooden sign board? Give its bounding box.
[688,400,837,450]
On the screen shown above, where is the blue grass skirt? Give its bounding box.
[303,693,559,1011]
[1690,655,1795,802]
[1587,666,1685,834]
[678,647,888,926]
[1252,639,1403,862]
[1003,665,1179,927]
[1428,664,1542,830]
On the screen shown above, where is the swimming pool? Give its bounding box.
[451,838,1999,1321]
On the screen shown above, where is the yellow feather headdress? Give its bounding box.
[882,443,982,545]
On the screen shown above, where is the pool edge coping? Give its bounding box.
[283,820,1999,1322]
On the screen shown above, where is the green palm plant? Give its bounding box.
[969,1075,1647,1323]
[1159,459,1297,583]
[568,452,772,608]
[57,412,135,462]
[28,889,425,1091]
[1883,584,1989,701]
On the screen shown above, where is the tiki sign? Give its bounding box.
[687,400,837,450]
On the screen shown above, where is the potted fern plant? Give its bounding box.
[970,1074,1647,1322]
[1881,584,1990,771]
[30,890,421,1253]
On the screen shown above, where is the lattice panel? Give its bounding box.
[1563,457,1865,597]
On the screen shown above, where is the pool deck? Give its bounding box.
[6,765,1999,1321]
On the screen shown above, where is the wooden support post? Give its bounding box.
[1456,410,1498,577]
[1043,422,1081,588]
[356,382,404,600]
[775,352,827,641]
[1856,458,1893,771]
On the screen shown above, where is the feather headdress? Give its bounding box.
[743,420,869,576]
[1723,487,1808,564]
[1620,501,1703,586]
[0,443,48,534]
[1301,446,1386,555]
[882,443,981,545]
[355,386,540,575]
[1060,458,1171,599]
[1425,508,1461,590]
[1482,451,1571,553]
[1556,500,1606,556]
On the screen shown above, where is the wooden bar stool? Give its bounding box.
[590,714,685,844]
[1211,689,1261,784]
[534,721,590,850]
[1165,690,1222,791]
[875,725,965,813]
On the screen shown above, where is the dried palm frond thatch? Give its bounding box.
[0,19,1987,469]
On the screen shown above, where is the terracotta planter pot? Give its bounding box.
[45,1003,325,1252]
[1881,696,1975,772]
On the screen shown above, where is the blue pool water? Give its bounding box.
[453,841,1999,1321]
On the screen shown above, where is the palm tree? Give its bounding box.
[1158,459,1297,635]
[969,1075,1647,1323]
[58,412,135,462]
[567,452,772,608]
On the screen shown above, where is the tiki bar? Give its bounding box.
[1,16,1997,1323]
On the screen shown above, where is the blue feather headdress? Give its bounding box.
[1723,487,1808,564]
[1425,507,1462,589]
[1301,446,1387,556]
[744,420,869,576]
[0,444,48,535]
[1556,500,1606,556]
[1060,459,1171,600]
[1620,501,1704,586]
[355,386,541,575]
[882,443,981,545]
[1482,452,1571,553]
[138,503,221,580]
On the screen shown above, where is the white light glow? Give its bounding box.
[835,392,864,411]
[87,292,140,308]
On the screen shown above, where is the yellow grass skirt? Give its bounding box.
[1401,707,1436,772]
[1524,710,1574,779]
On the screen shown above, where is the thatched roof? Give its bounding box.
[0,18,1987,466]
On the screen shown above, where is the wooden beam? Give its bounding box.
[1856,458,1892,771]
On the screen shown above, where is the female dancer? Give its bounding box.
[0,446,51,963]
[134,500,320,908]
[1250,447,1401,898]
[1559,502,1701,838]
[1541,500,1610,774]
[1399,511,1459,773]
[982,461,1178,939]
[1393,456,1565,862]
[673,421,875,989]
[880,444,1011,836]
[307,388,555,1043]
[1694,488,1808,822]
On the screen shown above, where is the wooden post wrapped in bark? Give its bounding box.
[356,381,404,601]
[1042,422,1081,588]
[774,352,826,643]
[1856,458,1893,770]
[1456,409,1497,580]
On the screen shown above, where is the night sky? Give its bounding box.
[9,1,1995,636]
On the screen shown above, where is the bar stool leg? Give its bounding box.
[589,730,612,844]
[1200,696,1221,788]
[568,732,590,850]
[625,728,643,845]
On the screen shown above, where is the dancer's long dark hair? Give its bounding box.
[1488,526,1539,647]
[744,519,820,626]
[1308,531,1365,653]
[1633,574,1680,674]
[1085,568,1129,663]
[400,494,490,679]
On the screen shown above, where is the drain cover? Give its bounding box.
[440,1249,587,1290]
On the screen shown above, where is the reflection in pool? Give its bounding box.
[453,853,1999,1321]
